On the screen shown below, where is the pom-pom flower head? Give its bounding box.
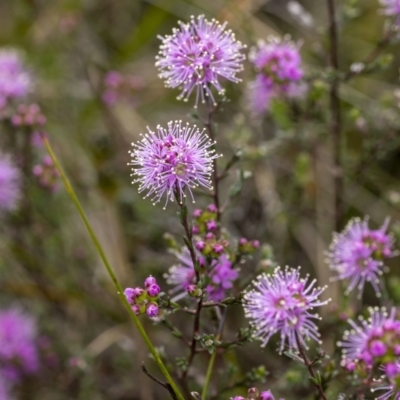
[129,120,220,208]
[338,307,400,369]
[243,267,330,353]
[156,15,246,106]
[327,217,395,298]
[0,154,21,212]
[0,49,30,108]
[248,36,304,115]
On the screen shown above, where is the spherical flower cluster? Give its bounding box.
[327,217,395,298]
[0,154,21,212]
[0,50,30,108]
[380,0,400,22]
[165,248,238,302]
[129,120,220,208]
[248,37,304,115]
[339,307,400,371]
[0,308,39,382]
[124,276,161,318]
[11,103,46,127]
[243,267,330,353]
[33,155,59,191]
[102,71,145,105]
[156,15,246,106]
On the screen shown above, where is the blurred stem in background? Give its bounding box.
[41,134,185,400]
[326,0,342,232]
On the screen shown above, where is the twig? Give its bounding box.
[181,296,203,382]
[327,0,342,231]
[177,198,199,283]
[141,363,179,400]
[344,24,395,81]
[295,333,328,400]
[204,97,221,221]
[201,308,228,399]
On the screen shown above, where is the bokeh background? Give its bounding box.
[1,0,400,398]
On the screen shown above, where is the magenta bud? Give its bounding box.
[239,238,248,246]
[207,204,218,213]
[133,287,145,299]
[259,391,274,400]
[144,276,157,288]
[206,220,217,231]
[370,340,386,357]
[147,284,160,297]
[252,240,260,248]
[213,244,224,254]
[205,232,214,240]
[124,288,136,304]
[132,304,141,315]
[385,362,400,378]
[192,225,199,234]
[196,241,206,251]
[187,284,202,298]
[193,209,202,218]
[146,303,159,318]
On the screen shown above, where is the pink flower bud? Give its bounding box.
[147,284,160,297]
[207,204,218,213]
[146,303,159,318]
[144,276,157,288]
[193,209,202,218]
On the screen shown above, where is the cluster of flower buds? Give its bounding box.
[231,387,283,400]
[102,71,145,106]
[11,103,46,127]
[124,276,160,318]
[32,155,59,191]
[192,204,218,234]
[195,233,229,258]
[237,237,260,254]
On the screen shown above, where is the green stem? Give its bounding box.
[201,309,227,399]
[42,135,185,400]
[201,349,217,399]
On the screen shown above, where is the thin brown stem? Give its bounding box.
[344,24,395,81]
[141,363,179,400]
[327,0,342,231]
[204,98,221,222]
[295,333,328,400]
[180,296,203,384]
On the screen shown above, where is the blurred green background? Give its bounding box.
[1,0,400,398]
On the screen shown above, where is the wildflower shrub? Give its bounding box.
[2,2,400,400]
